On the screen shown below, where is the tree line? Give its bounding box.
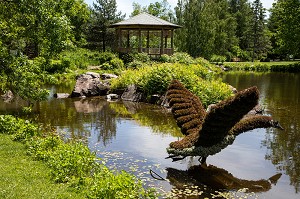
[1,0,299,61]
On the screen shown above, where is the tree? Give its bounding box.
[0,0,89,59]
[228,0,253,60]
[175,0,237,59]
[131,0,175,22]
[90,0,125,51]
[250,0,270,61]
[269,0,300,59]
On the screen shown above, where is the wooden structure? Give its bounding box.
[110,13,181,57]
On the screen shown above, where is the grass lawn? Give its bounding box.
[0,134,85,199]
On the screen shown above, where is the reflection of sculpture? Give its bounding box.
[166,80,283,163]
[166,164,282,193]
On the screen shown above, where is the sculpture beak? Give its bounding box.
[275,122,284,130]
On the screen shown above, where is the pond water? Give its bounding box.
[1,72,299,198]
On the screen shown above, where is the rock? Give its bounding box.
[53,93,70,99]
[85,72,100,78]
[229,85,238,94]
[1,90,14,103]
[70,72,110,98]
[121,84,145,102]
[106,94,119,101]
[101,73,118,80]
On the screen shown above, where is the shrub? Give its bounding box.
[132,52,151,63]
[159,54,170,63]
[111,63,232,107]
[210,55,227,65]
[110,58,124,69]
[169,52,195,64]
[0,115,39,141]
[97,52,117,65]
[87,168,157,199]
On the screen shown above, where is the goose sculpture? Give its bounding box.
[166,80,283,163]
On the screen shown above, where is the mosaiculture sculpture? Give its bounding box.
[166,80,283,163]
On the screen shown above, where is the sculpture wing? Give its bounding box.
[196,86,259,147]
[166,80,206,136]
[229,115,283,136]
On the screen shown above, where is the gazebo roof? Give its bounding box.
[110,13,181,29]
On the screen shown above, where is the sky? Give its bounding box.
[84,0,274,18]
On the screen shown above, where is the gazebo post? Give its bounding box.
[171,30,174,54]
[147,30,150,54]
[160,28,164,55]
[138,28,142,53]
[126,30,130,52]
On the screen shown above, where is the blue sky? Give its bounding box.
[84,0,274,18]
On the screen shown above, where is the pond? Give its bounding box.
[1,72,299,198]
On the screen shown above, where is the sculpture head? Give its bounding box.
[271,120,284,130]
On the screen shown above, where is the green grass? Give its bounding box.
[0,134,85,199]
[223,61,300,72]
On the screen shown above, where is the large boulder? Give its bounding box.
[70,72,110,98]
[121,84,145,102]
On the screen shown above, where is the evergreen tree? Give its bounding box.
[175,0,237,59]
[250,0,270,61]
[89,0,125,51]
[229,0,253,60]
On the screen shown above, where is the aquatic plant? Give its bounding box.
[166,80,283,162]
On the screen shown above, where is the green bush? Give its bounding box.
[48,142,98,183]
[169,52,195,64]
[111,63,232,107]
[210,54,227,64]
[132,52,151,63]
[97,52,117,65]
[0,115,39,141]
[87,168,156,199]
[159,54,170,63]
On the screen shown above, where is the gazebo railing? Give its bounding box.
[117,47,173,56]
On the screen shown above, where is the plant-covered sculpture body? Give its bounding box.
[166,80,283,162]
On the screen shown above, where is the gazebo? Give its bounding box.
[110,13,181,57]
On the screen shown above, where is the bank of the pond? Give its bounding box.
[0,134,85,199]
[223,61,300,72]
[0,115,158,199]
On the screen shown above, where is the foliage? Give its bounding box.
[250,0,271,61]
[88,0,125,51]
[269,0,300,58]
[0,115,39,142]
[131,0,175,22]
[0,0,89,59]
[132,52,151,63]
[224,61,300,72]
[0,134,85,199]
[0,45,49,103]
[175,0,238,59]
[210,55,227,64]
[111,63,232,107]
[0,115,158,198]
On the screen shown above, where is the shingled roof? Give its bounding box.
[110,13,180,28]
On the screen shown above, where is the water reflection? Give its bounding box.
[223,72,300,193]
[167,164,281,193]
